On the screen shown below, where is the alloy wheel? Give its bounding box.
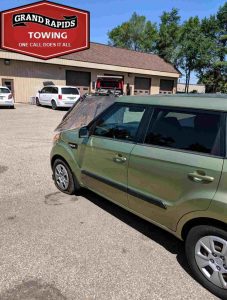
[55,164,69,191]
[195,235,227,289]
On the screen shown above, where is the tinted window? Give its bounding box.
[41,87,53,93]
[51,87,58,94]
[41,87,47,93]
[144,108,222,156]
[92,104,146,141]
[0,87,10,93]
[61,88,79,95]
[45,87,53,94]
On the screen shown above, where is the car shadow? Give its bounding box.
[78,188,192,276]
[40,105,69,111]
[0,107,15,109]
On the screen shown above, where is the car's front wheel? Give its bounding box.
[53,159,79,195]
[185,225,227,299]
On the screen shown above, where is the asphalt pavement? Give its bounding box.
[0,104,217,300]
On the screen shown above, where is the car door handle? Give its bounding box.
[188,172,214,183]
[113,154,127,163]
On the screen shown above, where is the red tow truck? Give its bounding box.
[95,76,124,96]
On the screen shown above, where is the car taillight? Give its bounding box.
[8,94,12,99]
[58,95,62,100]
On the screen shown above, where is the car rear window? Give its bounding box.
[61,88,79,95]
[0,88,10,93]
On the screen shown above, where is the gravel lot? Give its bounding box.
[0,104,216,300]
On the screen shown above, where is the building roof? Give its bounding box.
[117,94,227,111]
[61,42,179,75]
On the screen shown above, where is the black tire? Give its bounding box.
[53,159,79,195]
[185,225,227,299]
[36,97,40,106]
[10,105,14,109]
[51,100,57,110]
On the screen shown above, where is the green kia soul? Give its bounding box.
[51,94,227,299]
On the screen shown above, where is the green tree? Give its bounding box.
[217,2,227,62]
[198,69,227,93]
[108,13,157,52]
[177,17,215,93]
[156,8,181,64]
[198,3,227,93]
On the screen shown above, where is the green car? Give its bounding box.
[51,94,227,299]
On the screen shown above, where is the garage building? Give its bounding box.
[0,42,180,103]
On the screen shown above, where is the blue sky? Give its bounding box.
[1,0,225,43]
[1,0,226,83]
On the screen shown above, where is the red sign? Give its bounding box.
[1,1,90,60]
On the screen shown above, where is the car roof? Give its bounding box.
[116,94,227,112]
[44,86,78,88]
[0,86,10,89]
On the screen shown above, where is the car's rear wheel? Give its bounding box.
[185,225,227,299]
[36,97,40,106]
[51,100,57,110]
[53,159,79,195]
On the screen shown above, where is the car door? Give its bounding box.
[128,107,225,231]
[45,87,53,106]
[81,103,147,208]
[39,87,47,105]
[51,86,58,105]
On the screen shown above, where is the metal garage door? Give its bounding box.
[66,70,91,95]
[134,77,151,95]
[159,79,174,94]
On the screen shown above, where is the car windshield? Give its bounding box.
[61,88,79,95]
[55,95,116,132]
[0,88,10,93]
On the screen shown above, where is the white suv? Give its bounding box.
[36,86,80,109]
[0,86,14,108]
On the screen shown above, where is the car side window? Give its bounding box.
[51,87,58,94]
[144,108,222,156]
[41,87,47,93]
[45,87,53,94]
[92,104,146,141]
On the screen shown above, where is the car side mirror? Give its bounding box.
[38,90,41,93]
[79,126,89,138]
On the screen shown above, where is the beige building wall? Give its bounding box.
[177,83,205,93]
[0,59,65,102]
[150,76,160,94]
[0,58,178,103]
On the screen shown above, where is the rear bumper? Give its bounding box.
[56,100,79,108]
[0,100,14,107]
